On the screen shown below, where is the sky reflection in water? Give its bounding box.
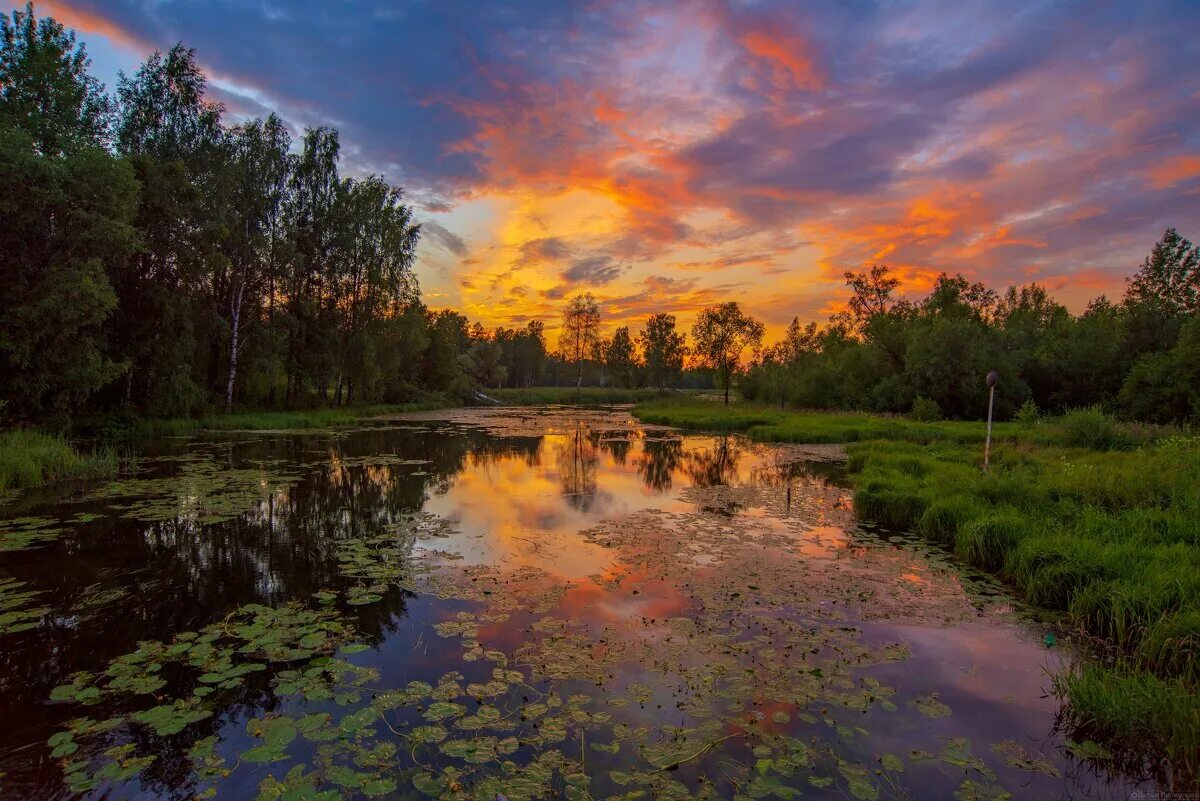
[0,408,1148,800]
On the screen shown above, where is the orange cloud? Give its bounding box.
[1149,154,1200,189]
[31,0,150,51]
[738,29,822,93]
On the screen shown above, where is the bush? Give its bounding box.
[1060,405,1129,450]
[909,396,942,422]
[1014,399,1040,428]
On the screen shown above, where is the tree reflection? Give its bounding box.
[636,437,685,491]
[600,436,632,466]
[683,435,743,488]
[556,425,599,511]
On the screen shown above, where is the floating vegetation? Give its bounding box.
[991,739,1061,777]
[0,515,64,551]
[87,450,301,524]
[0,576,47,634]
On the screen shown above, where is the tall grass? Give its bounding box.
[83,399,454,440]
[0,429,120,492]
[633,398,1200,779]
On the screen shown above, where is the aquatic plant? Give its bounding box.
[0,429,120,492]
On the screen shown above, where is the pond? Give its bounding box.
[0,407,1145,800]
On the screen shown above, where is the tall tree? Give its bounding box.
[639,313,687,391]
[113,43,224,414]
[842,264,899,333]
[691,303,765,405]
[222,114,291,410]
[559,293,600,389]
[0,126,138,419]
[1125,227,1200,315]
[605,327,637,388]
[0,2,110,154]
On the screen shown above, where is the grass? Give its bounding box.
[0,429,121,493]
[81,399,455,440]
[488,386,676,405]
[633,396,1200,781]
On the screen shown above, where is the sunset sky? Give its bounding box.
[16,0,1200,339]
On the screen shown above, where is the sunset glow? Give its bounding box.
[20,0,1200,339]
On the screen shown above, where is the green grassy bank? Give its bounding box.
[488,386,676,405]
[3,400,455,493]
[0,429,121,493]
[81,399,456,440]
[633,397,1200,780]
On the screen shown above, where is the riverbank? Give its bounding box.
[82,399,456,440]
[3,390,673,492]
[0,430,121,493]
[632,397,1199,780]
[1,400,457,493]
[487,386,678,405]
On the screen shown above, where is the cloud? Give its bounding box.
[40,0,1200,343]
[561,256,626,286]
[518,237,573,264]
[420,220,468,257]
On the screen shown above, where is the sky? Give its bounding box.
[13,0,1200,340]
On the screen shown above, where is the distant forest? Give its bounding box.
[1,4,1197,425]
[742,241,1199,424]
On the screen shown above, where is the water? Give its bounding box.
[0,407,1145,800]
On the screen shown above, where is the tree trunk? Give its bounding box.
[723,364,730,406]
[225,280,245,413]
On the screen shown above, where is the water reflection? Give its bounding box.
[555,425,599,511]
[0,409,1147,800]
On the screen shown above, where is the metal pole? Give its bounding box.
[984,370,998,471]
[984,386,995,471]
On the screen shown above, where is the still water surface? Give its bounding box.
[0,407,1144,800]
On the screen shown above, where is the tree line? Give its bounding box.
[0,4,719,424]
[742,230,1200,423]
[3,4,1196,425]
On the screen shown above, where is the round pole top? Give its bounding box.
[986,370,999,388]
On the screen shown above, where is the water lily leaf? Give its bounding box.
[423,701,464,721]
[411,771,442,796]
[991,740,1060,777]
[837,759,878,801]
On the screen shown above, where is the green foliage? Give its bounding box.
[1014,399,1040,428]
[559,293,601,387]
[640,313,687,391]
[1060,406,1129,450]
[742,252,1200,425]
[1054,665,1200,776]
[0,429,119,492]
[0,124,136,420]
[690,302,765,405]
[909,396,942,422]
[0,2,111,154]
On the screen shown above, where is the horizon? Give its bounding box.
[8,0,1200,341]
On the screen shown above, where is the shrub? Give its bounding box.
[1060,405,1129,450]
[1014,399,1040,428]
[909,396,942,422]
